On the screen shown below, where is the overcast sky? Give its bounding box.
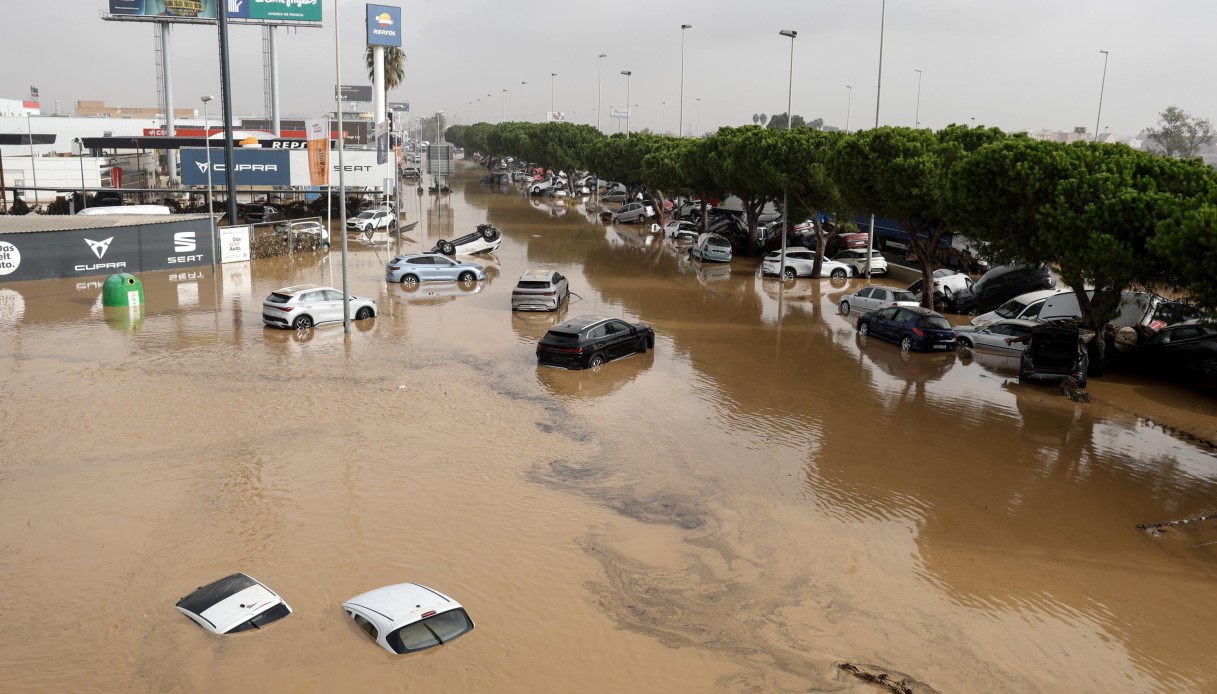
[3,1,1215,138]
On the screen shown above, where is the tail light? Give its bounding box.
[912,327,926,337]
[388,265,400,271]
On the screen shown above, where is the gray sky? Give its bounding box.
[3,0,1215,138]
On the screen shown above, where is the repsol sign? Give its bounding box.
[180,148,291,186]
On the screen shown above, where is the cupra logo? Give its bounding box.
[195,161,209,173]
[84,237,114,259]
[376,12,393,27]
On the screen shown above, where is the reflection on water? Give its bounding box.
[1,161,1216,692]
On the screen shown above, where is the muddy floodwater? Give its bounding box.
[4,163,1217,693]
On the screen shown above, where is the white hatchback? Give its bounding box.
[343,583,475,654]
[262,284,377,330]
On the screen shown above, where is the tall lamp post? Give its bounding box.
[201,95,216,274]
[661,101,666,134]
[621,71,632,137]
[845,85,852,132]
[502,89,507,121]
[679,24,692,137]
[695,98,701,136]
[865,0,887,279]
[521,82,526,122]
[914,68,923,127]
[1095,50,1109,143]
[779,30,797,274]
[597,54,606,132]
[550,73,557,117]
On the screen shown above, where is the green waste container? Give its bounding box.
[102,273,144,308]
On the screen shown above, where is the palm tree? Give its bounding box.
[365,46,406,101]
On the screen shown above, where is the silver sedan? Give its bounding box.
[953,318,1038,354]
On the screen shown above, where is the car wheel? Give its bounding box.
[783,267,796,280]
[481,226,495,240]
[830,268,847,279]
[637,338,648,353]
[292,315,313,330]
[858,322,870,336]
[966,307,980,317]
[958,337,973,349]
[458,270,476,283]
[440,241,455,254]
[355,307,373,320]
[401,274,420,288]
[839,301,850,316]
[588,353,606,368]
[1200,357,1217,379]
[901,336,914,352]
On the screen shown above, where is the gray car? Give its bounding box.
[612,201,651,224]
[385,253,487,288]
[953,318,1038,354]
[512,269,570,311]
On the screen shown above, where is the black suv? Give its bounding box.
[953,264,1055,316]
[537,315,655,369]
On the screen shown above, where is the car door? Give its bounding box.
[870,288,892,311]
[585,323,610,359]
[430,255,459,281]
[299,290,327,324]
[869,307,898,338]
[786,251,813,276]
[320,289,346,324]
[606,320,638,358]
[979,323,1013,352]
[852,287,876,312]
[407,256,433,280]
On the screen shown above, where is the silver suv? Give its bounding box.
[511,269,570,311]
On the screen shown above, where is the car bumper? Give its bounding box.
[513,296,559,311]
[262,312,291,328]
[536,348,585,369]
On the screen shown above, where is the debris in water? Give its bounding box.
[838,662,939,694]
[1137,511,1217,535]
[397,384,407,390]
[1058,376,1090,403]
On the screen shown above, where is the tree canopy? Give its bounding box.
[1144,106,1215,159]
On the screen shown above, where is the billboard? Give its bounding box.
[305,118,330,185]
[289,150,382,187]
[0,219,214,282]
[107,0,321,23]
[337,85,374,103]
[180,148,291,186]
[366,4,402,47]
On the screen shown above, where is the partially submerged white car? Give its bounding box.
[175,573,292,635]
[343,583,475,654]
[431,224,502,255]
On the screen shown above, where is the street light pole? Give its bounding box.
[696,98,701,135]
[550,73,556,117]
[680,24,692,137]
[521,82,526,122]
[779,30,796,274]
[201,95,216,275]
[1095,50,1109,143]
[621,71,632,137]
[914,68,923,127]
[502,89,507,122]
[333,0,350,333]
[597,54,605,132]
[845,85,852,132]
[661,101,666,134]
[865,0,887,280]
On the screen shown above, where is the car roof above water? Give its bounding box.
[275,284,327,295]
[520,269,556,280]
[552,314,612,333]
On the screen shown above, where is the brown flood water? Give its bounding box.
[2,163,1217,693]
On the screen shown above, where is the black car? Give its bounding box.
[1117,320,1217,385]
[537,315,655,369]
[953,264,1055,316]
[856,306,958,352]
[244,203,286,224]
[1019,323,1090,387]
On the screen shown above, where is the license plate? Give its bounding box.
[933,344,950,350]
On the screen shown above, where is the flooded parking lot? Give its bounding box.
[2,163,1217,692]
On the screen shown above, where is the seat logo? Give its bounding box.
[84,237,114,259]
[174,232,197,253]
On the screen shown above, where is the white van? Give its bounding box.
[76,205,171,216]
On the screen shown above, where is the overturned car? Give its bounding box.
[431,224,502,255]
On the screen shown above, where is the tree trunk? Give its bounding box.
[905,224,949,309]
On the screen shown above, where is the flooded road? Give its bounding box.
[2,163,1217,692]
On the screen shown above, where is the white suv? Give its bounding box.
[346,210,397,232]
[512,269,570,311]
[761,248,853,279]
[833,249,888,276]
[262,284,377,330]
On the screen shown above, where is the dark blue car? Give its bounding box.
[857,306,957,352]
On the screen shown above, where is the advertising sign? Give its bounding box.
[366,4,402,47]
[289,150,382,187]
[546,112,567,122]
[336,85,374,103]
[388,101,410,112]
[609,108,630,119]
[108,0,321,22]
[180,148,291,186]
[219,225,252,263]
[0,219,214,282]
[305,118,330,186]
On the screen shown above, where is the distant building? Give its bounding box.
[0,98,40,117]
[74,100,196,119]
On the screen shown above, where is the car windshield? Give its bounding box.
[918,315,953,330]
[388,609,473,654]
[995,299,1027,319]
[266,292,292,304]
[892,291,916,302]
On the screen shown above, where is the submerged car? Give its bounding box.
[1115,320,1217,384]
[760,248,852,279]
[833,248,888,276]
[664,219,700,241]
[690,232,733,262]
[612,201,652,225]
[244,203,285,224]
[954,318,1038,354]
[1019,323,1090,387]
[273,219,330,250]
[837,286,920,316]
[431,224,502,255]
[262,284,377,330]
[537,314,655,369]
[386,253,487,288]
[343,583,475,654]
[512,269,570,311]
[969,289,1059,326]
[857,306,958,352]
[346,209,397,232]
[953,264,1056,316]
[175,573,292,635]
[907,268,974,305]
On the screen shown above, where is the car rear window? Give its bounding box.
[387,608,473,654]
[707,237,730,248]
[517,281,551,289]
[544,330,581,345]
[892,291,916,303]
[918,315,953,330]
[267,293,293,304]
